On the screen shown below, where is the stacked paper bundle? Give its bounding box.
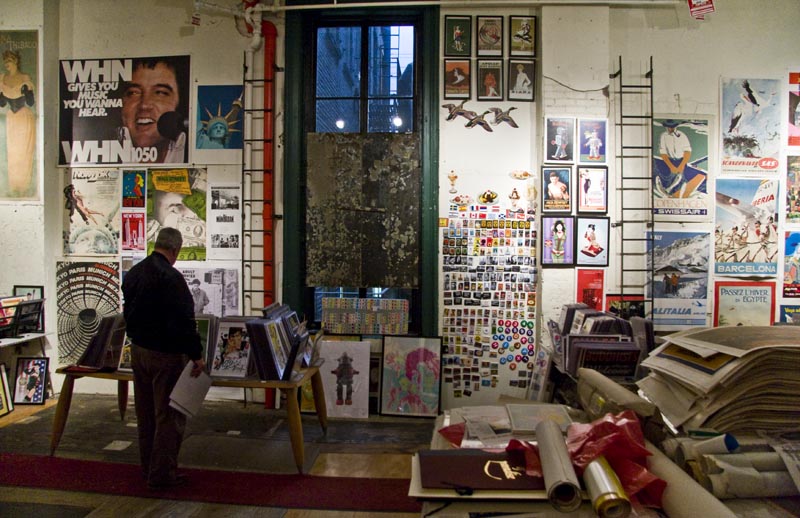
[636,326,800,433]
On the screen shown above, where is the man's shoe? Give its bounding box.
[147,474,188,490]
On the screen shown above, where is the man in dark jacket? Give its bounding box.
[122,227,205,490]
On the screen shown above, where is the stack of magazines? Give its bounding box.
[636,326,800,433]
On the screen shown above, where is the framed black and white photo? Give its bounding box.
[576,216,610,267]
[443,59,471,100]
[508,59,534,102]
[443,15,471,57]
[476,16,503,57]
[577,166,608,214]
[477,60,503,102]
[509,16,536,56]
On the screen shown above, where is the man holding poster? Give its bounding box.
[59,55,190,165]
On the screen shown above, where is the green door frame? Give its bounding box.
[282,7,439,336]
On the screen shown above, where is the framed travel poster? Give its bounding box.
[508,59,534,102]
[13,357,49,405]
[476,16,503,57]
[541,166,572,213]
[509,16,535,56]
[443,59,471,100]
[381,335,441,417]
[542,216,575,267]
[477,60,503,101]
[713,281,775,327]
[576,217,610,267]
[443,16,471,57]
[576,167,608,213]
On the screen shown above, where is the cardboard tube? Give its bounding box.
[645,440,736,518]
[582,456,631,518]
[536,419,582,512]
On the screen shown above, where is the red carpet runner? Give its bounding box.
[0,453,422,512]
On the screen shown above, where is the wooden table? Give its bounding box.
[50,365,328,473]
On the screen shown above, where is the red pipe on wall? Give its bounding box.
[242,0,277,309]
[261,19,277,308]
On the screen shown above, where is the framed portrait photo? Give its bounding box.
[575,216,610,267]
[542,166,573,213]
[576,166,608,213]
[380,335,441,417]
[443,16,471,57]
[476,60,503,102]
[13,357,49,405]
[542,216,575,267]
[443,59,471,100]
[509,16,536,56]
[508,59,534,102]
[476,16,503,57]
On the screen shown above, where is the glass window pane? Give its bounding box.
[316,26,361,98]
[368,25,414,98]
[368,99,413,133]
[316,99,360,132]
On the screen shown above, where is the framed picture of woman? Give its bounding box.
[576,166,608,213]
[541,166,572,213]
[444,16,472,57]
[575,216,610,267]
[542,216,575,267]
[508,59,534,102]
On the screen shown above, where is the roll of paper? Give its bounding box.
[582,456,631,518]
[536,419,582,512]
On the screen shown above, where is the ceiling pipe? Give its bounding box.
[252,0,683,13]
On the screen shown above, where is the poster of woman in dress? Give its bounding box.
[0,31,38,200]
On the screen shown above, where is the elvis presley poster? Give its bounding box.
[58,55,190,166]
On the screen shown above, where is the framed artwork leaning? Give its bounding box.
[380,335,441,417]
[13,357,49,405]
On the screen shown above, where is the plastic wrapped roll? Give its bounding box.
[536,419,582,512]
[582,456,631,518]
